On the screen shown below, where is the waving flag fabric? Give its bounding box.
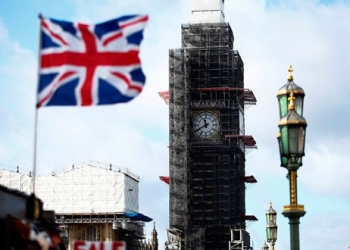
[37,15,148,108]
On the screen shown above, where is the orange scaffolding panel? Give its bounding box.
[242,175,257,183]
[242,215,258,221]
[224,135,257,148]
[159,176,170,184]
[158,91,169,105]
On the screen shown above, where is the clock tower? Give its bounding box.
[166,1,257,249]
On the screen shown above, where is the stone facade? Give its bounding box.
[62,221,158,250]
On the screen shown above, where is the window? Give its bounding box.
[86,226,96,241]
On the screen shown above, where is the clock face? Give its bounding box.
[192,111,220,139]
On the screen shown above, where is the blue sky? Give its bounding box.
[265,0,346,7]
[1,0,350,249]
[0,1,72,50]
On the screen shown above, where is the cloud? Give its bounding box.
[0,18,36,168]
[302,209,350,249]
[301,137,350,196]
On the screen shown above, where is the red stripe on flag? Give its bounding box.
[120,15,149,29]
[42,20,69,46]
[40,51,140,68]
[111,71,142,93]
[78,23,97,106]
[37,71,76,107]
[103,32,123,47]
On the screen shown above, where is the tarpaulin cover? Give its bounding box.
[124,212,152,222]
[0,164,140,214]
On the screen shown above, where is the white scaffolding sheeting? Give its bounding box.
[0,163,139,214]
[191,0,225,23]
[0,169,32,194]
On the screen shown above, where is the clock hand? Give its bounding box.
[194,121,209,132]
[204,119,209,128]
[194,124,206,132]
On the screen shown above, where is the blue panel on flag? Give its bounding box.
[41,32,60,49]
[130,68,145,83]
[98,78,133,105]
[50,18,78,37]
[47,79,79,106]
[126,30,144,46]
[38,73,59,92]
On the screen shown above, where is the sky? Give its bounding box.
[0,0,350,249]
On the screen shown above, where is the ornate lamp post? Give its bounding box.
[266,202,278,250]
[277,66,307,250]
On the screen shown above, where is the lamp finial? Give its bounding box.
[288,65,293,80]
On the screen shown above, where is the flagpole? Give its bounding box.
[33,108,39,194]
[33,13,43,194]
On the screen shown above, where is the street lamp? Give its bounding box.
[277,65,305,118]
[266,202,277,250]
[277,66,307,250]
[277,65,305,168]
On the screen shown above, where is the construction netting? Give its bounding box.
[0,163,139,214]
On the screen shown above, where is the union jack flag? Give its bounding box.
[37,15,148,107]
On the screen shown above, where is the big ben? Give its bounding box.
[167,1,257,249]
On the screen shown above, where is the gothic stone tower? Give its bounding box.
[168,1,257,249]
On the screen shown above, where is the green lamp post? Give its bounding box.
[277,66,307,250]
[266,202,278,250]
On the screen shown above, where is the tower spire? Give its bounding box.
[151,221,158,250]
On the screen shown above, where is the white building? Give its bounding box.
[0,161,157,250]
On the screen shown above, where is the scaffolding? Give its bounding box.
[0,162,153,249]
[168,22,257,250]
[229,229,253,250]
[0,162,140,214]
